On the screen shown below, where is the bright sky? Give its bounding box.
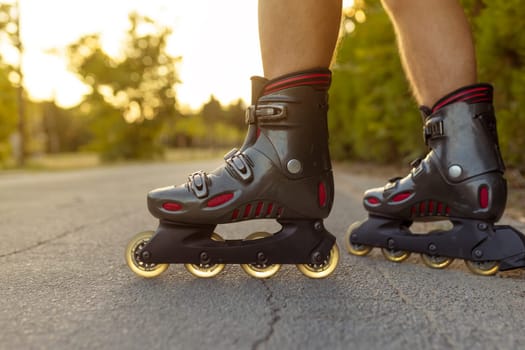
[5,0,353,110]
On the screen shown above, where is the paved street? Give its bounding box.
[1,160,525,350]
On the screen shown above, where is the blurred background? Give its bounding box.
[0,0,523,173]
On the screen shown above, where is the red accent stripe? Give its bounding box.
[365,197,380,205]
[244,204,252,218]
[207,193,234,207]
[461,93,489,101]
[266,203,274,217]
[428,200,434,214]
[264,73,331,92]
[255,202,264,217]
[264,80,330,95]
[479,186,489,209]
[469,98,492,104]
[390,192,411,203]
[433,87,490,112]
[437,202,443,214]
[318,182,327,208]
[162,202,183,212]
[419,202,426,215]
[232,209,239,220]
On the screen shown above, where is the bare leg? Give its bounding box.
[258,0,342,79]
[381,0,476,107]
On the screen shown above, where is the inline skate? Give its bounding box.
[125,69,339,279]
[346,84,525,276]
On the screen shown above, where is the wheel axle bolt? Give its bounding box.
[200,252,210,263]
[257,252,267,263]
[429,243,437,252]
[387,239,395,249]
[141,251,151,260]
[312,252,323,263]
[314,221,323,231]
[478,223,488,231]
[474,249,483,258]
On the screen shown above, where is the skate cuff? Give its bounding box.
[431,83,493,113]
[262,69,332,95]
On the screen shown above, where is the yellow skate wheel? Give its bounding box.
[381,248,411,263]
[420,253,454,269]
[296,243,340,279]
[240,232,281,279]
[184,232,226,278]
[344,222,372,256]
[125,231,169,278]
[464,260,500,276]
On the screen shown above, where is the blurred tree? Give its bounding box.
[66,12,180,161]
[201,96,244,147]
[0,3,21,166]
[163,96,245,148]
[41,101,91,153]
[201,95,223,124]
[223,99,246,131]
[0,63,17,166]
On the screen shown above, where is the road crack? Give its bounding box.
[375,265,458,348]
[251,280,281,350]
[0,224,87,258]
[0,211,135,259]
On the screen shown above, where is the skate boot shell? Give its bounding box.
[346,84,525,275]
[126,70,339,279]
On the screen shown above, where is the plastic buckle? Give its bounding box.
[256,104,286,124]
[423,120,444,144]
[225,154,253,182]
[188,171,208,198]
[223,148,239,160]
[245,106,256,124]
[244,104,287,125]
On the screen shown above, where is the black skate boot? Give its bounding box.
[125,69,339,279]
[346,84,525,275]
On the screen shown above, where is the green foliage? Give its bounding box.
[41,101,91,153]
[0,4,18,166]
[329,1,423,163]
[330,0,525,169]
[0,64,17,166]
[462,0,525,170]
[66,12,180,161]
[162,96,245,149]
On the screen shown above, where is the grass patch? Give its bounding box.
[26,153,100,171]
[2,147,232,172]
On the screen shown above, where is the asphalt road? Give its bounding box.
[1,160,525,350]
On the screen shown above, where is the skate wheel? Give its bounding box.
[381,248,411,263]
[344,222,372,256]
[184,232,226,278]
[464,260,499,276]
[185,263,225,278]
[420,254,454,269]
[241,232,281,279]
[296,243,340,279]
[125,231,169,278]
